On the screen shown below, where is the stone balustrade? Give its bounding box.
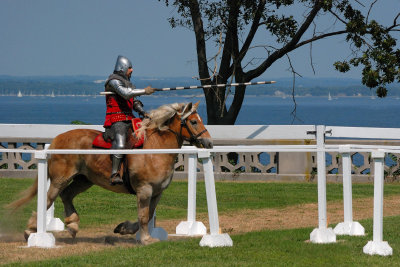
[2,137,400,182]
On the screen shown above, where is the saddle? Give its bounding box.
[92,118,143,195]
[92,118,144,149]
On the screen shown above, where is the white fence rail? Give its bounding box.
[3,124,400,182]
[0,124,317,180]
[1,124,399,255]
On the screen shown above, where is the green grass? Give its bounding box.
[2,179,400,230]
[5,216,400,267]
[1,179,400,266]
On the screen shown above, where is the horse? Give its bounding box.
[8,102,212,245]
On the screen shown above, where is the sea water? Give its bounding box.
[1,95,400,127]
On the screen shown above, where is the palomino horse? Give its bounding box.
[9,102,212,245]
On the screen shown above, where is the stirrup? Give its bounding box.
[110,173,123,185]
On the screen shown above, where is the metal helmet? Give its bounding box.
[114,55,132,74]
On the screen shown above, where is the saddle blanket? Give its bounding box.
[92,118,144,149]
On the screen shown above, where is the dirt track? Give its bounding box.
[1,195,400,265]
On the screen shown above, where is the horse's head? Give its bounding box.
[174,101,213,149]
[137,102,213,149]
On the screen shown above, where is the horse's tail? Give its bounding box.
[6,176,39,211]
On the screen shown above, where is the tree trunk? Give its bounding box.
[203,85,229,125]
[204,84,247,125]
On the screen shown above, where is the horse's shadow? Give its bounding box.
[0,233,140,247]
[56,234,140,246]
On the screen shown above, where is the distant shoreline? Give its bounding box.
[1,75,400,97]
[0,94,397,99]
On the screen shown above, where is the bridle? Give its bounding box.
[180,114,209,144]
[168,111,208,146]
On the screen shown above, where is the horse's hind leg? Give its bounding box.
[24,182,64,240]
[59,174,93,238]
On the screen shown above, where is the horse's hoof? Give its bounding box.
[114,222,124,233]
[24,230,33,241]
[113,221,127,234]
[67,222,79,238]
[114,221,139,235]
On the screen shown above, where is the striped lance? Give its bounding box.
[100,80,276,95]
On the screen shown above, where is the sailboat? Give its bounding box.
[328,92,332,101]
[17,90,22,97]
[50,91,55,97]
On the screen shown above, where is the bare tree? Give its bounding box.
[160,0,400,125]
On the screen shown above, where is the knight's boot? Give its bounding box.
[110,154,124,185]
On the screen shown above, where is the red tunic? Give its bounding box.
[103,94,135,127]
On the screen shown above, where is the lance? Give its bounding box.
[100,80,276,95]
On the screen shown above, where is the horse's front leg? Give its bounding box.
[137,185,159,245]
[148,192,162,222]
[114,193,162,236]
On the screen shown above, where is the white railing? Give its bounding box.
[0,124,318,180]
[4,123,400,181]
[1,124,400,256]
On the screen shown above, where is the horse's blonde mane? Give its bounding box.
[136,102,187,139]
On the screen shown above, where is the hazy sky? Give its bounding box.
[0,0,399,79]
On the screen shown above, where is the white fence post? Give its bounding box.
[363,150,392,256]
[27,150,55,248]
[43,144,64,232]
[310,125,336,243]
[176,148,206,236]
[334,145,364,236]
[45,179,65,232]
[198,150,233,247]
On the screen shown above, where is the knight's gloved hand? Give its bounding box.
[133,100,148,119]
[133,99,144,108]
[144,86,156,95]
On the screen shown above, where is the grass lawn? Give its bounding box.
[1,179,400,266]
[2,179,400,229]
[5,216,400,267]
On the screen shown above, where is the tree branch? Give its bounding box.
[225,1,247,123]
[226,1,241,75]
[217,2,236,82]
[294,30,347,49]
[286,54,303,124]
[238,0,266,62]
[354,0,365,8]
[329,9,347,25]
[366,0,378,24]
[387,12,400,31]
[220,1,266,82]
[310,22,316,75]
[394,12,400,26]
[188,0,210,82]
[193,32,224,82]
[246,1,324,81]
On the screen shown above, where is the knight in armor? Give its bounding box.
[103,55,156,185]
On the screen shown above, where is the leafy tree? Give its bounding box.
[160,0,400,124]
[71,120,90,125]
